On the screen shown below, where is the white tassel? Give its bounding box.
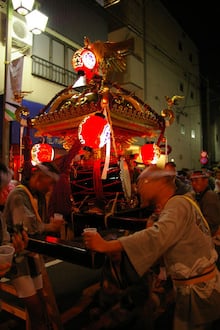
[101,137,111,180]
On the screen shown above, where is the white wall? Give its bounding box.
[110,1,202,170]
[22,56,63,105]
[145,1,201,169]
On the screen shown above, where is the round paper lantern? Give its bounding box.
[141,143,161,165]
[200,150,208,165]
[200,150,208,158]
[78,113,111,149]
[72,48,98,81]
[31,143,54,165]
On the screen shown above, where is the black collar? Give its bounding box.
[195,187,210,202]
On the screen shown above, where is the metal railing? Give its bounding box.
[31,55,76,86]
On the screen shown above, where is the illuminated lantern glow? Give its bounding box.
[141,143,161,165]
[72,48,98,81]
[25,9,48,35]
[200,157,208,165]
[12,0,34,15]
[78,113,111,149]
[201,151,208,158]
[31,143,54,165]
[200,150,208,165]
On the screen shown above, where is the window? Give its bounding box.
[33,33,50,60]
[191,129,195,139]
[180,124,185,135]
[32,33,77,86]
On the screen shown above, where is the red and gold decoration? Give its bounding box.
[78,113,110,149]
[141,143,161,165]
[15,37,178,209]
[72,48,98,82]
[15,37,177,148]
[31,143,54,165]
[78,112,111,181]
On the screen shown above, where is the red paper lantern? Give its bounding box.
[78,113,110,149]
[72,48,98,81]
[141,143,160,165]
[31,143,54,165]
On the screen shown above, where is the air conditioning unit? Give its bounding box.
[12,15,33,48]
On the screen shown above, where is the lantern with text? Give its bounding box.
[72,48,98,82]
[141,143,161,165]
[31,143,54,165]
[78,113,110,149]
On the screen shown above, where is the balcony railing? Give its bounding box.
[31,55,76,86]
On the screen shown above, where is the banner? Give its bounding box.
[5,56,24,121]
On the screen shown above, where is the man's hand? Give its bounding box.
[11,230,29,253]
[83,231,123,254]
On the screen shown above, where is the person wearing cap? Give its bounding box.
[190,169,220,271]
[190,170,220,236]
[164,161,192,195]
[0,162,28,279]
[47,139,82,240]
[83,164,220,330]
[0,162,18,212]
[2,161,63,330]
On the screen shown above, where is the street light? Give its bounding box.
[11,0,49,35]
[25,9,48,35]
[12,0,35,16]
[2,0,48,165]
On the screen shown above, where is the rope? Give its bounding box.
[16,185,42,223]
[181,195,210,233]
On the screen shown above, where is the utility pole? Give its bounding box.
[2,0,12,165]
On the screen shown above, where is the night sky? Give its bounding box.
[161,0,220,91]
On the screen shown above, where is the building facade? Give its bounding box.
[0,0,209,171]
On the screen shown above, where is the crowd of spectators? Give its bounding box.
[1,154,220,329]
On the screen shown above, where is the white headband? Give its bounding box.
[138,166,176,181]
[36,164,59,182]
